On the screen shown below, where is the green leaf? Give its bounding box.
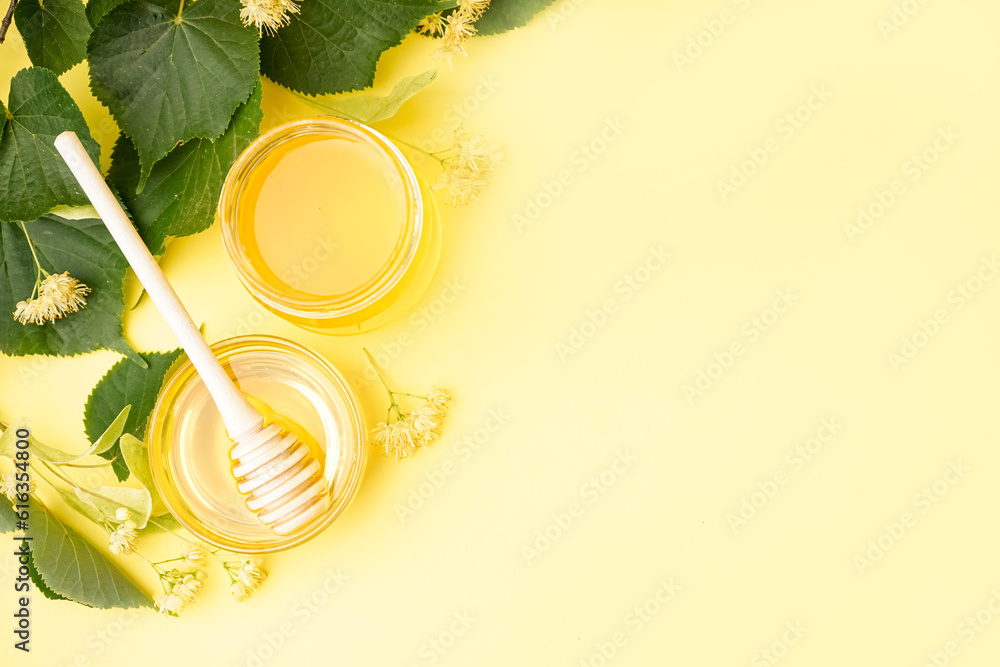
[108,81,263,254]
[14,0,92,75]
[261,0,438,95]
[21,498,152,608]
[0,498,13,532]
[85,0,128,27]
[475,0,556,35]
[84,349,183,481]
[28,548,71,601]
[120,434,165,516]
[0,215,141,363]
[74,485,152,528]
[299,70,436,123]
[88,0,260,187]
[0,67,101,223]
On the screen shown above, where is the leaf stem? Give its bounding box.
[19,222,48,299]
[0,0,18,45]
[145,516,225,564]
[30,464,63,493]
[61,457,118,469]
[384,134,448,165]
[363,348,407,420]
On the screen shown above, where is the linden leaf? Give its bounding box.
[74,485,152,528]
[261,0,439,95]
[0,215,142,364]
[108,81,263,254]
[298,70,436,123]
[0,67,101,223]
[120,434,165,516]
[83,350,183,481]
[85,0,129,26]
[0,498,14,532]
[475,0,557,35]
[1,498,152,609]
[13,0,92,75]
[28,549,71,601]
[88,0,260,187]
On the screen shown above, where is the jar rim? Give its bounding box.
[218,117,423,320]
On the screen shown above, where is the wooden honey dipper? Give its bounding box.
[55,131,328,536]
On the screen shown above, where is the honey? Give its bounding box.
[146,336,366,553]
[219,117,440,334]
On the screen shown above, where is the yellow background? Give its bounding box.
[3,0,1000,665]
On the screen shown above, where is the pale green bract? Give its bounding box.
[0,405,129,463]
[298,70,437,124]
[74,485,153,529]
[120,434,166,516]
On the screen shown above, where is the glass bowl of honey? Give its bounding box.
[218,117,441,334]
[146,335,367,553]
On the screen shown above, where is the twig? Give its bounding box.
[0,0,18,46]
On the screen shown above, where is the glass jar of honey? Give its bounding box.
[218,117,441,334]
[146,336,367,553]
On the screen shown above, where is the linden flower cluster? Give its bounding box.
[154,573,204,616]
[108,508,138,556]
[13,271,91,326]
[239,0,300,35]
[371,388,451,459]
[0,471,35,502]
[365,349,452,460]
[420,0,491,65]
[228,555,267,601]
[432,126,504,206]
[150,545,209,616]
